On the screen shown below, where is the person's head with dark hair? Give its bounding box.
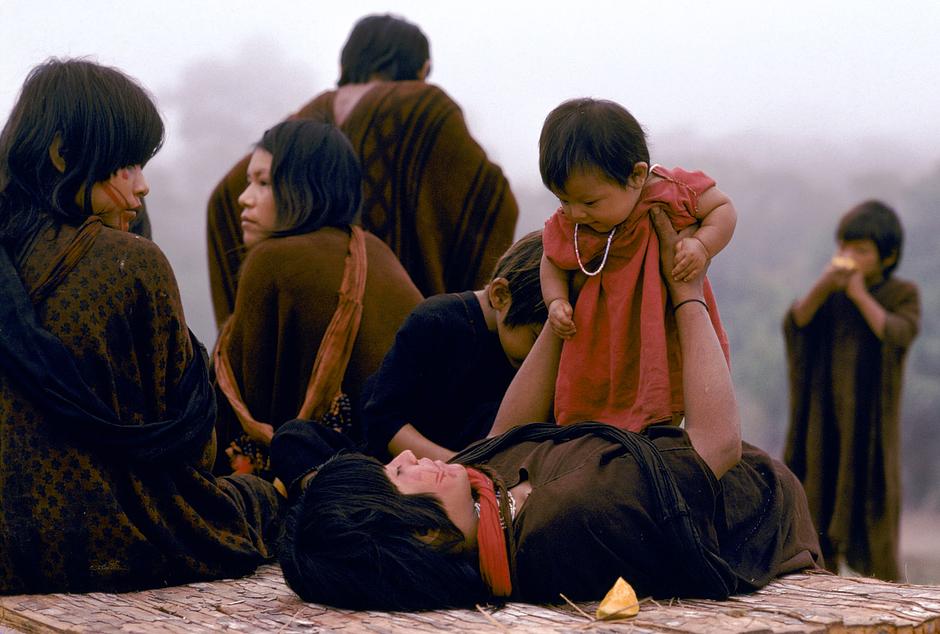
[539,98,649,193]
[338,14,431,86]
[537,98,651,236]
[238,120,362,248]
[835,199,904,280]
[279,451,487,610]
[484,230,546,368]
[0,57,164,243]
[489,230,547,328]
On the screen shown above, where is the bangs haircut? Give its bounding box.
[257,120,361,236]
[837,199,904,278]
[338,14,430,85]
[0,58,163,243]
[492,230,547,328]
[279,452,486,610]
[539,98,649,193]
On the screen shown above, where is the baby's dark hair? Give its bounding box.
[539,98,649,193]
[836,200,904,278]
[491,230,547,328]
[278,452,486,610]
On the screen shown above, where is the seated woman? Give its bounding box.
[274,207,823,609]
[362,230,547,462]
[207,13,517,327]
[0,59,280,594]
[213,119,421,477]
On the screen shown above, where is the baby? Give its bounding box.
[539,98,735,430]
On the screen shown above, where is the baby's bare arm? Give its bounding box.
[540,253,569,306]
[541,253,577,338]
[692,187,737,258]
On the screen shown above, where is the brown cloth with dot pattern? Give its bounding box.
[0,220,281,594]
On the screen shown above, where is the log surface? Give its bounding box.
[2,565,939,633]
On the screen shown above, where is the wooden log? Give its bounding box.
[2,566,939,633]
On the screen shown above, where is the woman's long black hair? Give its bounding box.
[0,58,164,245]
[279,452,487,610]
[256,120,361,237]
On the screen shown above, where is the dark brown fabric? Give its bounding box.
[0,220,215,463]
[216,226,367,435]
[213,227,421,471]
[455,423,822,603]
[207,81,517,327]
[783,278,920,580]
[0,223,282,594]
[28,216,102,304]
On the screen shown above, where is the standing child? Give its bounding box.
[783,200,919,581]
[539,98,735,430]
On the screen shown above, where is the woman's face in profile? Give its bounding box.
[80,165,149,231]
[238,149,278,248]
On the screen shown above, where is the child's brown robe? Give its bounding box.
[783,277,919,580]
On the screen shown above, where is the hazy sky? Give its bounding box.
[4,0,940,177]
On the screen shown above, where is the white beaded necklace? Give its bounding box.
[574,223,616,276]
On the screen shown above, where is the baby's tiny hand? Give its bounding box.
[548,298,577,339]
[672,237,708,282]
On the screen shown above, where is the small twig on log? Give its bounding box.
[597,604,640,621]
[628,619,697,633]
[275,606,308,634]
[559,593,594,621]
[475,604,510,632]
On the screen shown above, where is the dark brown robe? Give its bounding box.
[213,227,422,471]
[0,221,281,594]
[783,277,920,580]
[207,81,518,327]
[455,423,822,602]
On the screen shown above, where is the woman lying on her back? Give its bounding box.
[274,208,822,609]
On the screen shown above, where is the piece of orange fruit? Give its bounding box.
[595,576,640,620]
[831,255,857,271]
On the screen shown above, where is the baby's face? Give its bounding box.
[552,168,640,233]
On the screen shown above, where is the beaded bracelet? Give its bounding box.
[673,298,708,313]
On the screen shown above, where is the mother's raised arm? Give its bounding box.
[651,208,741,478]
[487,325,562,437]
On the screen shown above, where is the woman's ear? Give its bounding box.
[881,250,898,272]
[415,528,441,545]
[487,277,512,310]
[48,135,66,173]
[417,59,431,81]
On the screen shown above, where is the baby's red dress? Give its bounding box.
[543,165,730,430]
